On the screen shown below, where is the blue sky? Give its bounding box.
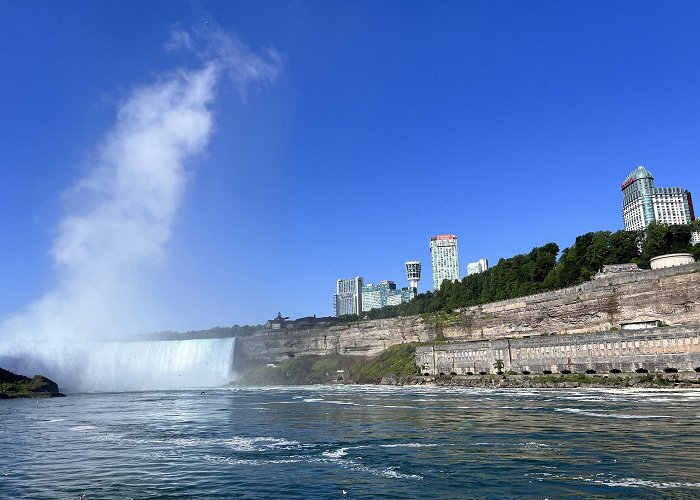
[1,1,699,334]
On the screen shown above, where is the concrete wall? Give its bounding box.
[416,326,700,375]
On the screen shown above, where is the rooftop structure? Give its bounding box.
[405,260,421,294]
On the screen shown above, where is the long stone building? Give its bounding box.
[416,327,700,376]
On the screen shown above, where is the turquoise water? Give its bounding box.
[1,386,699,499]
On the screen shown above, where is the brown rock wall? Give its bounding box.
[235,264,700,368]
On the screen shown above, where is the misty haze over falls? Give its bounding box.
[0,337,236,393]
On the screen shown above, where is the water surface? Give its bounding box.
[1,386,699,498]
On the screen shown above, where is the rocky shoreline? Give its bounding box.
[0,367,65,399]
[389,372,700,389]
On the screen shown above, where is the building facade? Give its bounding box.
[415,327,700,376]
[361,280,396,312]
[362,280,413,311]
[430,234,460,290]
[386,287,415,306]
[621,166,695,231]
[467,258,489,276]
[333,276,363,317]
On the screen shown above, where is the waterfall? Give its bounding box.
[0,337,236,393]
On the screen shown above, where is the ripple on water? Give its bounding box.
[554,407,672,419]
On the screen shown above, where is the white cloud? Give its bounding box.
[1,27,280,346]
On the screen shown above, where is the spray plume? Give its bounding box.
[0,27,280,390]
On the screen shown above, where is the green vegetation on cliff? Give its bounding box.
[0,368,64,398]
[239,343,421,385]
[349,222,700,322]
[352,343,421,383]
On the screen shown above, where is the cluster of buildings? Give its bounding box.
[332,239,489,317]
[331,166,696,318]
[332,269,419,318]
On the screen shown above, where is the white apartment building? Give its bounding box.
[467,258,489,276]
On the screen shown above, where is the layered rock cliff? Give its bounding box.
[235,263,700,369]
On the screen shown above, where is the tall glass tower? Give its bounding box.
[430,235,460,291]
[621,166,695,231]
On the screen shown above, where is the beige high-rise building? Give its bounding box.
[430,234,460,291]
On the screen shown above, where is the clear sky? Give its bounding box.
[1,1,699,335]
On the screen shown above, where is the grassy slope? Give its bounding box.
[239,343,421,385]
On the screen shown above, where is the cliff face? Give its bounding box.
[445,263,700,340]
[235,263,700,368]
[235,317,435,370]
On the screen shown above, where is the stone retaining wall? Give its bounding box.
[416,326,700,375]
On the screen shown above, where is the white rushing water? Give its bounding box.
[0,337,236,392]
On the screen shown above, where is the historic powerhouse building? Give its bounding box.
[430,234,460,291]
[333,277,363,317]
[621,165,695,231]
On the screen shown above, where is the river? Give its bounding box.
[1,385,699,498]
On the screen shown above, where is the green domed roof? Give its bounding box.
[624,165,653,183]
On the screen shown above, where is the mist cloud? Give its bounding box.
[1,26,280,343]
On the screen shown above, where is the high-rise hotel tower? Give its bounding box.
[333,277,363,317]
[621,166,695,231]
[430,234,460,291]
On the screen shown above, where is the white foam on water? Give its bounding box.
[202,455,302,466]
[69,425,96,432]
[322,448,348,458]
[199,454,422,481]
[599,477,700,489]
[84,430,301,452]
[574,474,700,489]
[317,457,423,480]
[380,443,438,448]
[474,441,552,449]
[555,407,672,419]
[346,463,422,481]
[365,404,418,409]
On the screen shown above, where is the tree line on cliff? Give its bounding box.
[343,222,700,322]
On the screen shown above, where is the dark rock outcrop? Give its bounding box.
[0,367,65,398]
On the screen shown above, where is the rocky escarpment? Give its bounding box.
[235,264,700,369]
[0,367,65,399]
[449,263,700,340]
